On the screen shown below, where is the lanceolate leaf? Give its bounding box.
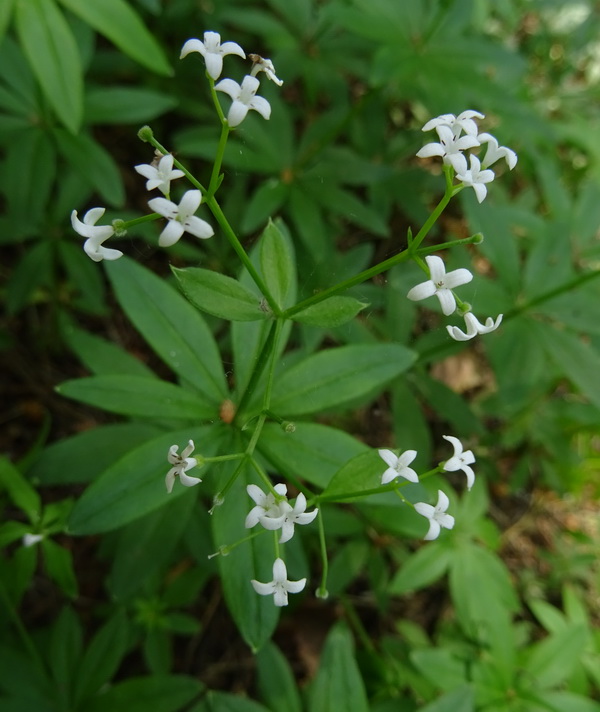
[292,296,368,328]
[15,0,83,132]
[259,219,297,309]
[57,0,172,76]
[106,258,227,405]
[270,343,416,416]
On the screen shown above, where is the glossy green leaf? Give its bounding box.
[271,343,416,416]
[54,129,124,206]
[15,0,83,132]
[259,422,369,489]
[57,0,172,76]
[57,375,215,420]
[48,607,82,698]
[293,296,368,328]
[259,219,296,309]
[212,461,280,651]
[309,623,369,712]
[87,675,202,712]
[68,425,222,534]
[172,266,267,322]
[106,258,227,404]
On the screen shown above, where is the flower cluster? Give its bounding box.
[378,435,476,541]
[417,110,517,203]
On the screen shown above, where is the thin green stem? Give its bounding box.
[203,453,245,464]
[340,595,377,654]
[234,321,278,423]
[143,134,208,193]
[209,528,266,558]
[316,510,329,599]
[0,579,47,678]
[315,468,441,505]
[117,213,161,229]
[207,123,230,197]
[208,75,226,124]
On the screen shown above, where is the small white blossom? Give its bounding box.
[251,557,306,606]
[71,208,123,262]
[446,312,503,341]
[477,133,518,170]
[22,533,44,547]
[180,31,246,80]
[407,255,473,316]
[416,124,480,170]
[249,54,283,85]
[454,154,495,203]
[165,439,201,493]
[422,110,485,138]
[414,490,455,541]
[135,154,185,196]
[245,483,290,531]
[442,435,475,490]
[148,189,214,247]
[215,75,271,127]
[279,493,318,543]
[378,449,419,485]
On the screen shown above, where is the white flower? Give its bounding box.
[454,154,495,203]
[22,533,44,547]
[422,110,485,137]
[135,154,185,196]
[245,483,290,531]
[477,133,518,170]
[442,435,475,490]
[165,439,201,493]
[416,124,480,169]
[249,54,283,86]
[279,493,318,544]
[446,312,503,341]
[414,490,455,541]
[148,189,214,247]
[215,75,271,127]
[71,208,123,262]
[251,558,306,606]
[407,255,473,316]
[378,449,419,485]
[180,31,246,80]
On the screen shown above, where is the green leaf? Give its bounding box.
[48,607,82,702]
[74,610,129,706]
[259,219,297,309]
[42,539,78,598]
[68,425,222,534]
[525,624,589,689]
[309,623,369,712]
[321,451,385,500]
[84,86,177,124]
[0,0,15,43]
[15,0,83,132]
[413,372,485,436]
[537,691,600,712]
[57,0,172,76]
[54,129,124,206]
[57,375,216,420]
[201,691,271,712]
[172,266,268,322]
[293,296,368,328]
[0,457,41,520]
[259,422,369,489]
[270,343,417,417]
[6,241,53,315]
[420,685,475,712]
[256,642,302,712]
[212,462,280,651]
[411,648,467,691]
[106,257,227,405]
[87,675,202,712]
[29,423,161,485]
[389,542,452,594]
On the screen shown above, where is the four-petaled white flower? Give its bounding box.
[180,31,246,80]
[251,557,306,606]
[71,208,123,262]
[407,255,473,316]
[414,490,455,541]
[135,154,185,196]
[22,533,44,548]
[442,435,476,490]
[446,312,503,341]
[477,133,518,170]
[378,449,419,485]
[245,483,290,531]
[148,189,214,247]
[165,439,201,493]
[215,75,271,127]
[453,154,495,203]
[279,493,318,543]
[249,54,283,86]
[416,124,480,170]
[422,110,485,137]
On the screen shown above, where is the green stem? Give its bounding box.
[143,134,208,194]
[208,75,226,124]
[207,123,230,197]
[234,321,278,424]
[340,595,377,653]
[0,579,47,678]
[316,510,329,599]
[203,453,245,464]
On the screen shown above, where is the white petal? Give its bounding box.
[407,280,436,302]
[294,509,318,525]
[435,489,450,511]
[215,78,240,100]
[178,190,202,218]
[437,513,455,530]
[251,580,275,596]
[148,196,177,220]
[414,502,434,519]
[247,484,267,506]
[436,289,457,316]
[205,53,223,80]
[272,558,287,582]
[220,41,246,59]
[135,164,157,180]
[180,38,206,59]
[184,215,214,239]
[285,578,306,594]
[416,142,445,158]
[423,519,441,540]
[273,587,288,606]
[181,440,195,458]
[278,520,295,543]
[443,268,473,289]
[180,472,202,487]
[446,324,475,342]
[397,449,417,468]
[381,467,399,485]
[462,465,475,490]
[274,483,288,497]
[158,220,184,247]
[249,96,271,120]
[399,467,419,483]
[378,449,398,468]
[165,470,176,493]
[472,183,487,203]
[245,506,263,529]
[258,513,286,530]
[425,255,445,283]
[227,101,249,127]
